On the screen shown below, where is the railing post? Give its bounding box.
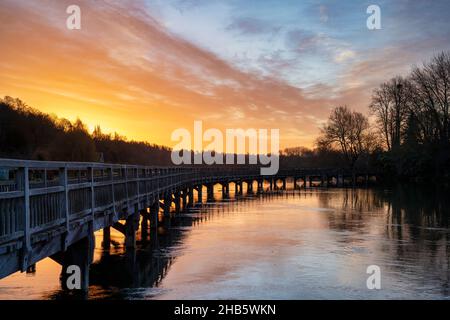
[21,166,31,270]
[124,166,129,210]
[44,169,47,188]
[144,169,149,206]
[59,166,70,250]
[136,168,140,203]
[90,167,95,220]
[110,166,116,215]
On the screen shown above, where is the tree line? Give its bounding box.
[0,96,172,166]
[284,51,450,181]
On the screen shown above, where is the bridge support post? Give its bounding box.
[52,233,94,292]
[26,264,36,274]
[337,175,344,188]
[163,195,171,217]
[257,180,263,193]
[282,178,287,190]
[182,190,188,210]
[222,183,229,199]
[236,182,242,195]
[174,192,181,213]
[207,184,214,202]
[322,175,328,188]
[188,188,194,207]
[140,209,149,240]
[269,179,273,191]
[125,212,140,249]
[150,201,159,229]
[102,227,111,249]
[197,186,203,204]
[247,181,253,193]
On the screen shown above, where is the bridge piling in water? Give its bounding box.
[338,175,344,187]
[196,186,203,204]
[174,192,181,213]
[140,209,149,240]
[51,233,94,292]
[207,184,214,202]
[102,227,111,249]
[187,188,194,207]
[182,190,187,210]
[237,181,243,195]
[221,182,229,199]
[247,181,253,193]
[257,180,263,193]
[163,196,171,217]
[150,201,159,230]
[125,211,140,249]
[322,175,328,188]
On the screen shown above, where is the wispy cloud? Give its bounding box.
[226,17,280,35]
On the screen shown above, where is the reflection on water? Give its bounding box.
[1,185,450,300]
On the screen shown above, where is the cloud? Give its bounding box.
[285,29,321,53]
[226,17,280,35]
[334,50,356,63]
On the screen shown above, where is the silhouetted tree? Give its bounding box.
[409,52,450,145]
[368,51,450,179]
[317,106,375,170]
[370,77,411,150]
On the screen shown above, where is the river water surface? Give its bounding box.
[0,186,449,300]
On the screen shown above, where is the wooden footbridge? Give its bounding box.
[0,158,376,290]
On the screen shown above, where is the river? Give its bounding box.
[0,184,449,300]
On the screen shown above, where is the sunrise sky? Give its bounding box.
[1,0,450,149]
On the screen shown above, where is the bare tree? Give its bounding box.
[369,76,410,151]
[410,52,450,145]
[317,106,373,169]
